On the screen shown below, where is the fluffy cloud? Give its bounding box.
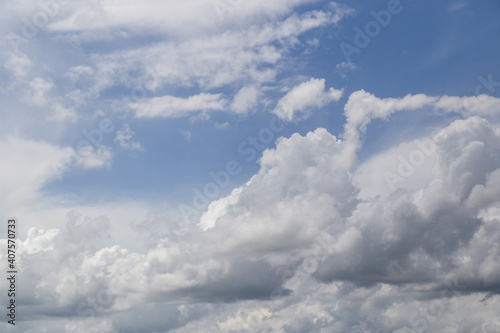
[273,78,343,121]
[1,1,498,330]
[0,136,114,213]
[231,85,259,114]
[5,90,500,332]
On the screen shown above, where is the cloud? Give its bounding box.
[77,145,114,169]
[335,61,358,78]
[21,77,78,122]
[231,85,259,114]
[343,90,437,141]
[342,90,500,144]
[82,8,349,92]
[131,93,227,119]
[273,78,343,121]
[0,0,498,328]
[0,137,73,207]
[115,124,143,150]
[353,136,438,198]
[3,103,500,331]
[434,94,500,116]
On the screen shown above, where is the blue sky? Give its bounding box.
[1,0,500,332]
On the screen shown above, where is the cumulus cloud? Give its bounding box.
[0,137,116,216]
[335,61,358,78]
[273,78,343,121]
[342,90,500,144]
[26,77,54,106]
[1,0,499,330]
[0,137,73,207]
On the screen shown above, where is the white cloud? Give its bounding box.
[3,106,500,331]
[4,109,500,332]
[26,77,54,106]
[20,77,78,122]
[131,93,227,119]
[1,0,499,330]
[46,0,334,38]
[4,51,31,78]
[448,1,468,11]
[0,137,73,208]
[353,137,438,199]
[335,61,358,78]
[85,8,349,92]
[273,78,343,121]
[343,90,436,140]
[77,145,113,169]
[434,94,500,116]
[231,86,259,114]
[114,124,143,151]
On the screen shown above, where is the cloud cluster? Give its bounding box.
[1,1,499,332]
[2,89,500,331]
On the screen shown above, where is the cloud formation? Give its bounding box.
[3,90,500,332]
[1,1,499,332]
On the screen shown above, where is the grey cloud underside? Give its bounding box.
[157,260,292,303]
